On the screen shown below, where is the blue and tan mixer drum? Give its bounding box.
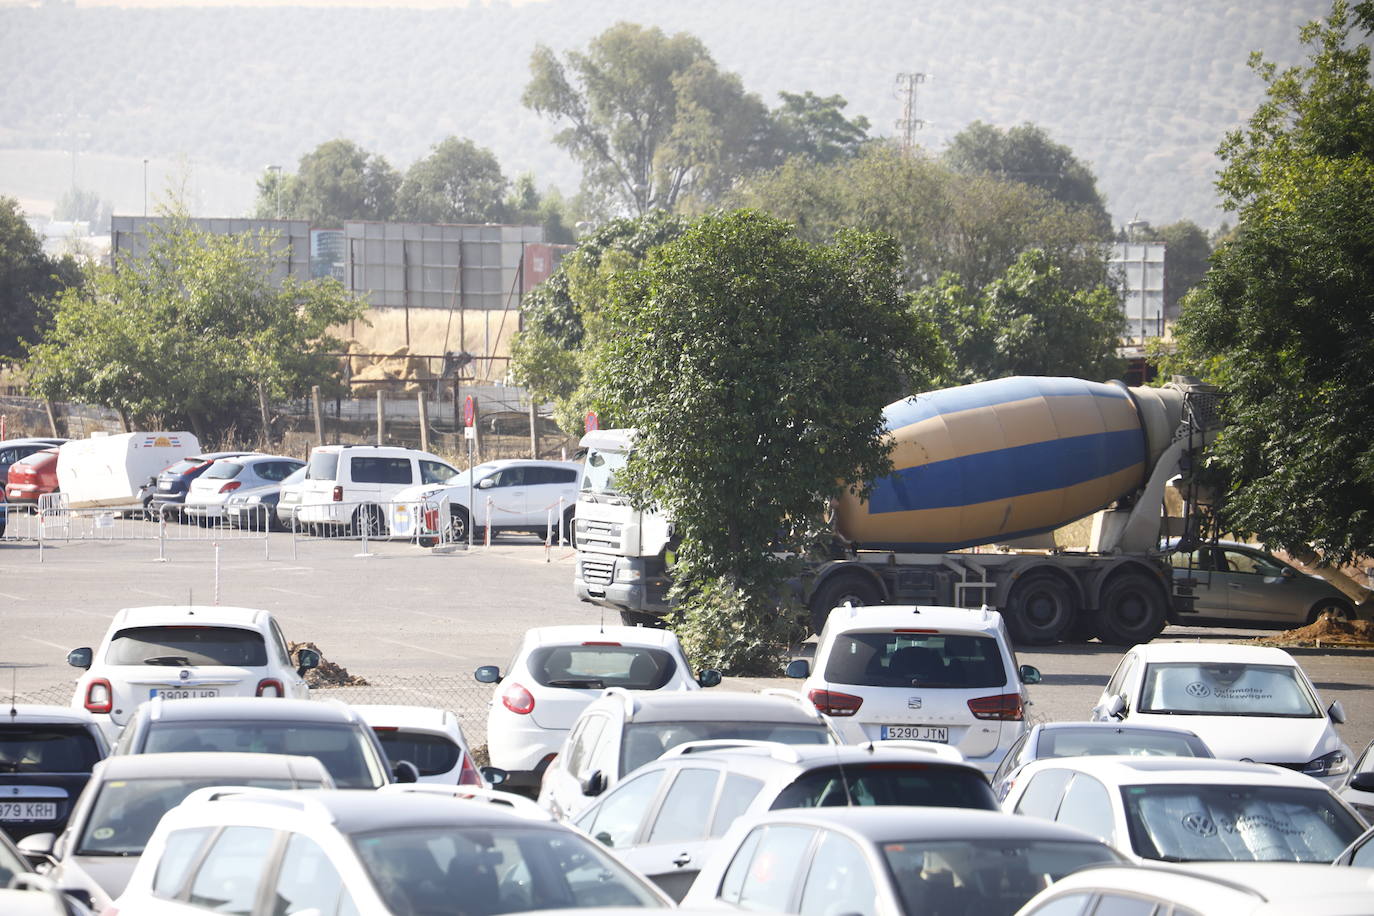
[835,376,1183,552]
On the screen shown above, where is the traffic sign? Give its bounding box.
[464,395,475,427]
[585,410,599,433]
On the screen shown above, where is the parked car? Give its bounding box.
[0,438,67,483]
[222,464,305,530]
[0,707,109,842]
[1001,756,1366,863]
[397,458,581,545]
[1338,737,1374,820]
[1089,642,1353,786]
[148,451,258,519]
[110,785,672,915]
[681,807,1125,916]
[274,464,309,529]
[571,743,999,901]
[1015,861,1374,915]
[477,625,720,794]
[296,444,458,536]
[16,752,332,913]
[990,721,1214,802]
[537,690,835,820]
[1167,539,1360,626]
[354,704,484,786]
[785,605,1042,775]
[66,605,319,736]
[182,454,303,524]
[110,697,412,789]
[5,448,60,505]
[0,830,91,916]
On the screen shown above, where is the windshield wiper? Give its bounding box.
[546,678,606,689]
[143,656,191,666]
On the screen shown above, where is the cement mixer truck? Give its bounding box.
[573,375,1222,645]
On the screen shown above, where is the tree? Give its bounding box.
[523,22,770,217]
[503,173,576,244]
[0,197,79,359]
[768,90,871,165]
[944,121,1112,235]
[54,188,112,230]
[587,210,943,672]
[27,211,365,440]
[1133,219,1213,315]
[1173,0,1374,567]
[397,136,508,224]
[256,139,400,224]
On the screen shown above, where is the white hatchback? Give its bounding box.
[182,454,303,522]
[65,606,318,737]
[786,605,1042,775]
[1090,642,1353,786]
[354,704,485,786]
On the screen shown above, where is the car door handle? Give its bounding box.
[672,852,692,868]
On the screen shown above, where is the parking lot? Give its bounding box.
[4,531,1374,755]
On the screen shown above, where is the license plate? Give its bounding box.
[881,725,949,742]
[158,481,174,491]
[0,802,57,821]
[150,688,220,700]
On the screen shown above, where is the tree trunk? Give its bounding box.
[257,379,271,451]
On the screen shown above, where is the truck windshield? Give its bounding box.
[582,448,627,496]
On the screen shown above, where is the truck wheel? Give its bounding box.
[1094,572,1167,645]
[620,610,667,628]
[562,507,577,548]
[808,575,885,636]
[1006,573,1075,645]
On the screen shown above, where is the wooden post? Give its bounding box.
[529,399,538,459]
[311,385,324,447]
[44,399,61,438]
[376,390,385,445]
[417,390,430,454]
[256,379,271,450]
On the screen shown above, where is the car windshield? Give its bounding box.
[581,448,626,496]
[883,838,1121,915]
[306,451,339,480]
[1120,783,1364,862]
[823,631,1007,688]
[0,724,102,774]
[771,763,998,811]
[1038,727,1212,760]
[76,775,324,856]
[1138,662,1320,717]
[441,462,502,487]
[621,721,831,775]
[105,625,268,667]
[141,722,387,789]
[201,462,243,480]
[351,824,662,914]
[528,645,676,690]
[373,730,460,777]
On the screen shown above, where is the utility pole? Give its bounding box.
[894,72,927,157]
[143,159,149,217]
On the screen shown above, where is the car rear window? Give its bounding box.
[528,645,677,690]
[350,456,413,485]
[0,724,102,773]
[163,459,202,476]
[201,462,243,480]
[822,631,1007,688]
[141,722,386,789]
[770,763,999,811]
[1038,727,1212,759]
[373,729,460,777]
[106,626,268,667]
[307,451,339,480]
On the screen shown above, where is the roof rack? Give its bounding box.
[377,784,552,821]
[177,785,337,824]
[664,739,804,763]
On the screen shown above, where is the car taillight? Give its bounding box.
[501,682,536,715]
[808,688,863,717]
[332,485,343,502]
[218,481,242,494]
[968,693,1024,721]
[99,907,119,916]
[581,641,621,646]
[85,679,113,714]
[459,752,482,786]
[255,679,284,698]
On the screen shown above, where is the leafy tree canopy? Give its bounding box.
[397,136,508,224]
[255,139,401,224]
[586,209,943,671]
[768,90,871,165]
[503,174,576,244]
[0,197,79,359]
[54,188,113,230]
[27,210,365,440]
[1173,0,1374,565]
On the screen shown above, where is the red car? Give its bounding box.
[6,446,60,504]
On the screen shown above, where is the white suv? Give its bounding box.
[395,459,581,544]
[65,606,318,737]
[786,604,1042,775]
[294,444,458,536]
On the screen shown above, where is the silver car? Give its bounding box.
[1169,540,1358,627]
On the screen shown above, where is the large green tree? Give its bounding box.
[587,209,942,671]
[767,90,871,165]
[1174,0,1374,567]
[396,136,508,224]
[27,212,365,440]
[0,197,79,359]
[255,139,400,224]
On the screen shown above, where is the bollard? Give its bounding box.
[484,497,493,548]
[213,542,221,605]
[545,508,553,562]
[355,507,373,558]
[156,514,167,563]
[557,496,566,547]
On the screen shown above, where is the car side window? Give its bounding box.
[268,619,293,670]
[272,833,358,916]
[1221,548,1264,575]
[1090,893,1161,915]
[1054,774,1114,843]
[1351,835,1374,868]
[1013,768,1073,820]
[711,773,765,838]
[1104,654,1136,699]
[734,825,817,911]
[152,826,214,899]
[492,467,527,487]
[798,830,877,916]
[350,457,413,485]
[584,770,666,849]
[647,767,720,844]
[565,716,608,778]
[993,732,1030,786]
[1021,893,1095,916]
[187,825,277,913]
[719,828,765,903]
[420,460,454,484]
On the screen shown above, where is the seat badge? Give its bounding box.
[908,697,922,709]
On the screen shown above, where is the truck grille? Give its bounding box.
[581,558,614,586]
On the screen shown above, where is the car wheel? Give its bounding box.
[808,574,886,636]
[352,504,386,538]
[1005,572,1076,645]
[1094,571,1168,645]
[449,505,472,543]
[1307,599,1355,625]
[562,506,577,548]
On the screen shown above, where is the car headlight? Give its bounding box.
[1302,749,1350,778]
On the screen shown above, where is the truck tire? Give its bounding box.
[808,575,885,635]
[1005,572,1075,645]
[562,506,577,548]
[1094,572,1168,645]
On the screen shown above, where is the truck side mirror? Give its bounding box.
[295,648,320,677]
[1019,665,1042,685]
[785,659,810,679]
[698,669,722,688]
[474,665,502,684]
[67,648,92,670]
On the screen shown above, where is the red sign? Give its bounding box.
[463,396,476,428]
[584,411,599,433]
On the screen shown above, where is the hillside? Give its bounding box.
[0,0,1332,228]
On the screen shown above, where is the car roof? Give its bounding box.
[199,788,561,835]
[665,742,976,773]
[91,751,331,781]
[1015,755,1322,787]
[140,697,363,725]
[527,625,679,649]
[600,691,821,724]
[1030,721,1206,739]
[1,705,99,726]
[472,459,581,470]
[1126,642,1300,665]
[0,437,67,447]
[188,452,258,460]
[745,806,1104,844]
[112,605,269,628]
[230,454,301,465]
[353,704,456,731]
[1048,862,1374,911]
[821,604,1005,634]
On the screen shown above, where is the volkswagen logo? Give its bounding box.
[1181,812,1216,837]
[179,669,191,681]
[907,697,922,709]
[1186,681,1211,698]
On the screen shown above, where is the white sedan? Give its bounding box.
[393,459,581,544]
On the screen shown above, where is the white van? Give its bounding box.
[294,445,458,536]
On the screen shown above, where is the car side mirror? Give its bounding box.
[66,647,92,670]
[581,770,607,797]
[477,478,495,490]
[480,766,509,786]
[1350,772,1374,793]
[1329,700,1347,724]
[1280,566,1297,578]
[698,669,722,688]
[16,832,55,866]
[1105,695,1127,719]
[295,648,320,677]
[62,888,94,910]
[1019,665,1042,685]
[392,760,420,784]
[785,659,810,679]
[474,665,502,684]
